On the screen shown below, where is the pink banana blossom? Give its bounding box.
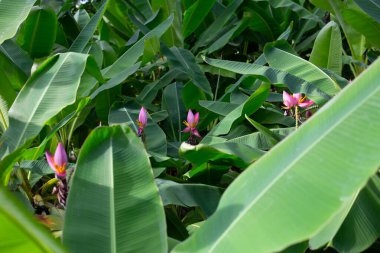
[283,91,314,109]
[45,143,68,178]
[183,110,201,138]
[137,107,148,136]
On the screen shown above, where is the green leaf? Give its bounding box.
[204,20,244,54]
[173,58,380,253]
[69,0,108,53]
[137,69,180,105]
[0,0,36,44]
[227,127,294,150]
[264,41,340,97]
[103,14,173,79]
[193,0,244,51]
[265,0,323,24]
[206,83,269,137]
[156,179,222,217]
[0,39,33,76]
[161,82,186,142]
[0,50,23,105]
[342,7,380,49]
[199,101,239,117]
[310,21,343,75]
[179,142,264,170]
[0,53,90,181]
[163,47,212,96]
[0,186,67,253]
[354,0,380,23]
[203,57,331,104]
[332,175,380,253]
[63,126,167,253]
[0,95,9,132]
[245,115,280,146]
[182,0,217,38]
[151,0,183,47]
[0,53,88,155]
[17,6,57,58]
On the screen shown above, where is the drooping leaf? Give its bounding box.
[203,57,331,104]
[264,41,340,97]
[63,126,167,253]
[173,57,380,253]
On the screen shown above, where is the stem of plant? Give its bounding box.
[295,106,299,129]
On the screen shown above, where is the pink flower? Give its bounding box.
[136,107,147,136]
[283,91,314,109]
[183,110,201,138]
[45,143,68,178]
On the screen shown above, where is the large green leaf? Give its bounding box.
[203,57,331,104]
[0,0,36,44]
[17,6,57,58]
[0,187,67,253]
[310,21,342,75]
[0,53,90,182]
[63,126,167,253]
[264,42,340,97]
[182,0,217,38]
[173,58,380,252]
[0,53,88,156]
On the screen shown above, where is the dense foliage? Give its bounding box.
[1,0,380,252]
